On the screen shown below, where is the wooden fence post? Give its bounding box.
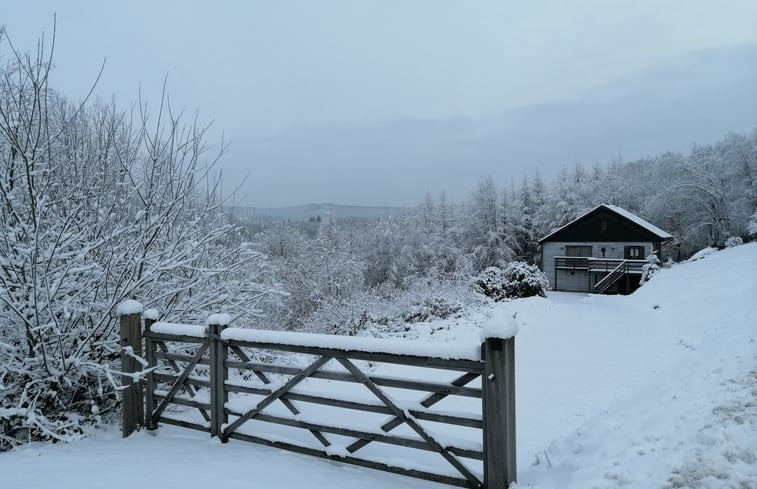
[482,336,516,488]
[208,318,229,440]
[118,303,144,438]
[143,309,159,430]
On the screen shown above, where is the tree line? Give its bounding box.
[248,129,757,333]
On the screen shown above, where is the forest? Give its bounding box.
[247,128,757,333]
[1,29,756,449]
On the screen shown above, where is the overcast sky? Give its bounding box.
[4,2,757,207]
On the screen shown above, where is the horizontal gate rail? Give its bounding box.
[153,372,210,388]
[154,392,210,412]
[223,331,484,373]
[147,332,208,344]
[224,359,483,397]
[119,305,516,489]
[226,340,484,372]
[222,409,483,459]
[225,430,473,488]
[155,416,208,433]
[153,350,211,366]
[224,382,482,428]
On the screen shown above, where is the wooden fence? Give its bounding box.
[118,309,516,489]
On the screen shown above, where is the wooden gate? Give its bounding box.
[118,308,516,489]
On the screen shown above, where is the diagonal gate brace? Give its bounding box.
[229,345,331,447]
[347,371,480,454]
[221,355,332,441]
[151,342,210,422]
[336,357,482,488]
[156,340,210,422]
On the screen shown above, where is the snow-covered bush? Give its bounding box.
[474,262,549,301]
[474,267,510,301]
[402,296,463,324]
[724,236,743,247]
[748,211,757,238]
[501,262,550,298]
[640,253,661,285]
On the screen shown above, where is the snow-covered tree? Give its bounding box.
[464,176,514,271]
[0,33,279,448]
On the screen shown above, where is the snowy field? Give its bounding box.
[2,244,756,488]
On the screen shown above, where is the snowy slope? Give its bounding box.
[516,243,757,488]
[1,244,755,489]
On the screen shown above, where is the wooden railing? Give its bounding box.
[554,256,590,269]
[587,259,645,274]
[118,308,517,489]
[554,257,645,273]
[593,260,630,294]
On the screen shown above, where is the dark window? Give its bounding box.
[624,246,645,259]
[600,220,607,232]
[565,245,592,257]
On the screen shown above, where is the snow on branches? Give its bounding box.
[0,34,280,449]
[474,263,549,301]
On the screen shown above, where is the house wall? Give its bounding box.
[541,241,656,292]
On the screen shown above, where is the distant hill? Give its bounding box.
[229,203,407,222]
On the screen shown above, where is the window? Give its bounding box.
[600,220,607,232]
[565,246,592,257]
[624,246,644,259]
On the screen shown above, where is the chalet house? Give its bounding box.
[538,204,673,294]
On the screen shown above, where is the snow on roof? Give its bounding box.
[604,204,673,239]
[538,204,673,243]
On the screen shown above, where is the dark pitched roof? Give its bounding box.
[538,204,673,244]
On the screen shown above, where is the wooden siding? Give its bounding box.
[541,208,666,243]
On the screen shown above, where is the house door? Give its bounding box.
[624,246,644,260]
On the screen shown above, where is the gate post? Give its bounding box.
[208,315,229,440]
[143,308,160,430]
[482,335,517,488]
[118,300,144,438]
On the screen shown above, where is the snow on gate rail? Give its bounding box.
[117,305,518,489]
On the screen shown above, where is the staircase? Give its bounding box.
[593,260,629,294]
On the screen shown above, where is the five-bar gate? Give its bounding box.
[118,308,516,489]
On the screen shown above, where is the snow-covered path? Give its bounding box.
[2,244,755,489]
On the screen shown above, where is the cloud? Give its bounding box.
[226,44,757,207]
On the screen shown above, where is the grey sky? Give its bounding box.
[4,2,757,207]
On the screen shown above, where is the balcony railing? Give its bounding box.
[554,256,590,269]
[554,256,646,274]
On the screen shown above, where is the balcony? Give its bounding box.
[554,256,646,274]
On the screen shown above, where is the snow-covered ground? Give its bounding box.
[2,244,756,488]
